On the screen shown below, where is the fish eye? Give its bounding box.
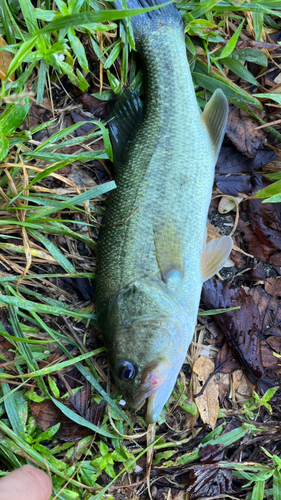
[117,361,136,381]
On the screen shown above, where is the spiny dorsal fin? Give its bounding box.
[108,88,143,165]
[201,89,228,163]
[153,226,183,287]
[201,235,233,282]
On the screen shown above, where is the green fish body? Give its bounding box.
[96,0,233,423]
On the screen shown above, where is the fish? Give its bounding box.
[96,0,233,424]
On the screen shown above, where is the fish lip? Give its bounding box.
[127,360,169,409]
[144,357,186,424]
[127,360,171,412]
[129,381,164,410]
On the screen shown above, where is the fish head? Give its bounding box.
[109,318,189,424]
[105,279,192,424]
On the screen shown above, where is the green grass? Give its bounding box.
[0,0,281,498]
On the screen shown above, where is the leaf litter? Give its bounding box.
[1,1,281,500]
[32,383,106,441]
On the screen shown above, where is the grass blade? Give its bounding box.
[50,397,117,439]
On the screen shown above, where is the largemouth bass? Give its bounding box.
[96,0,233,424]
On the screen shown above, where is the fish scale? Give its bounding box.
[96,0,232,423]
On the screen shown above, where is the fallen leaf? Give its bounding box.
[32,383,106,441]
[199,444,224,463]
[59,276,95,301]
[215,342,241,375]
[217,372,230,404]
[266,335,281,353]
[261,341,281,375]
[20,99,51,131]
[229,237,244,269]
[239,218,275,264]
[202,278,281,387]
[274,73,281,84]
[217,145,253,174]
[238,176,281,264]
[0,307,13,335]
[38,352,61,370]
[232,370,254,402]
[216,174,252,197]
[215,144,276,196]
[193,356,220,430]
[70,111,107,140]
[68,165,97,189]
[0,36,14,81]
[0,309,15,363]
[248,199,281,252]
[206,222,221,242]
[78,93,108,118]
[218,195,243,214]
[226,107,267,158]
[264,277,281,299]
[180,444,233,500]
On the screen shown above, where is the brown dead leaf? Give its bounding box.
[206,222,221,242]
[70,111,103,137]
[181,444,233,500]
[216,372,230,404]
[226,107,266,158]
[265,277,281,299]
[0,335,15,362]
[232,370,254,402]
[0,309,15,366]
[193,356,220,429]
[215,342,241,375]
[238,177,281,265]
[78,93,108,119]
[68,166,97,189]
[20,99,51,131]
[239,219,275,263]
[38,352,61,370]
[266,335,281,353]
[230,237,244,269]
[248,198,281,251]
[202,278,281,390]
[215,144,276,196]
[32,383,106,441]
[0,36,14,82]
[261,341,281,375]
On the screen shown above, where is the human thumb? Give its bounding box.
[0,465,52,500]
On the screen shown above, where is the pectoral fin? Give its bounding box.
[201,236,233,282]
[153,227,183,286]
[201,89,228,162]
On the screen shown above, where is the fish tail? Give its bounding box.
[115,0,183,36]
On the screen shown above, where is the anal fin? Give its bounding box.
[201,236,233,282]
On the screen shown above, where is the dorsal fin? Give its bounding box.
[108,88,143,165]
[201,89,228,162]
[201,236,233,282]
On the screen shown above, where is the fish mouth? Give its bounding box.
[129,361,169,410]
[128,359,180,424]
[129,381,162,411]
